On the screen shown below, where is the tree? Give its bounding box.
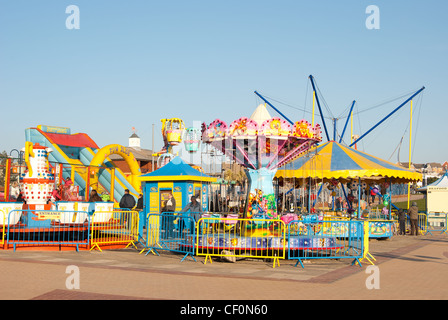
[0,150,8,186]
[223,168,247,185]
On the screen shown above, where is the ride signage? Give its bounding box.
[38,211,62,220]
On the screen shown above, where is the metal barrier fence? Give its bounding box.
[1,204,25,247]
[90,210,139,252]
[418,213,428,235]
[6,209,91,251]
[196,217,286,268]
[0,209,5,246]
[287,219,366,268]
[402,213,428,235]
[425,212,447,235]
[140,213,196,262]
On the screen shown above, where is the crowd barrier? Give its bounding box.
[140,212,196,262]
[1,207,140,252]
[425,212,447,235]
[400,213,430,235]
[0,209,6,247]
[5,209,91,251]
[196,217,286,268]
[287,219,366,268]
[90,209,139,252]
[138,214,374,269]
[417,213,428,235]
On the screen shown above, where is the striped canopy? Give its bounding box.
[276,141,422,183]
[418,171,448,192]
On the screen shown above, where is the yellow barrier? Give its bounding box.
[196,217,286,268]
[90,210,139,252]
[402,213,427,235]
[418,213,427,235]
[357,220,376,266]
[0,209,5,247]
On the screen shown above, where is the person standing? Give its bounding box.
[119,189,136,229]
[163,193,176,213]
[136,194,144,211]
[119,189,136,210]
[408,202,419,236]
[179,195,203,231]
[161,193,176,235]
[89,189,103,202]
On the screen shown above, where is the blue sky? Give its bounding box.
[0,0,447,165]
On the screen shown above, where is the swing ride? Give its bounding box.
[184,127,201,153]
[153,118,202,167]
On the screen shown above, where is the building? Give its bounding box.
[109,132,158,175]
[398,161,447,182]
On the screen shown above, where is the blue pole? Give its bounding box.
[254,91,294,125]
[389,178,392,220]
[357,177,361,219]
[333,118,337,141]
[309,75,331,142]
[341,182,351,210]
[313,183,323,208]
[349,87,425,148]
[339,100,356,143]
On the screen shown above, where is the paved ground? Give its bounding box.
[0,231,447,304]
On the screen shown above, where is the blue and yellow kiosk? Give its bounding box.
[139,157,216,234]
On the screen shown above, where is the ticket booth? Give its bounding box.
[139,157,216,234]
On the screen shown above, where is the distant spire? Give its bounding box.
[129,127,141,149]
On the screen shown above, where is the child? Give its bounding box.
[51,185,62,202]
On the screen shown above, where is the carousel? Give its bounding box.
[276,140,422,238]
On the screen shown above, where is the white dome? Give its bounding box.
[249,104,272,125]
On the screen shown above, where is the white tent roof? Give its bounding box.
[418,171,448,192]
[250,104,272,125]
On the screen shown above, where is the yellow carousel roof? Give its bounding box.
[276,141,422,183]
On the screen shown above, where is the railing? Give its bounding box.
[287,219,366,268]
[0,203,25,247]
[196,217,286,268]
[0,209,5,246]
[402,213,429,235]
[6,209,91,251]
[417,213,428,235]
[140,212,196,262]
[425,212,447,235]
[90,209,139,252]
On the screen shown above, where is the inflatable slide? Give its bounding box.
[25,125,141,203]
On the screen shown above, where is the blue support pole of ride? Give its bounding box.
[349,87,425,148]
[333,118,337,141]
[313,183,323,208]
[309,75,331,142]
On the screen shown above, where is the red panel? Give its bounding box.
[38,129,99,149]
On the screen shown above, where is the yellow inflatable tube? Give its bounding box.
[89,144,142,193]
